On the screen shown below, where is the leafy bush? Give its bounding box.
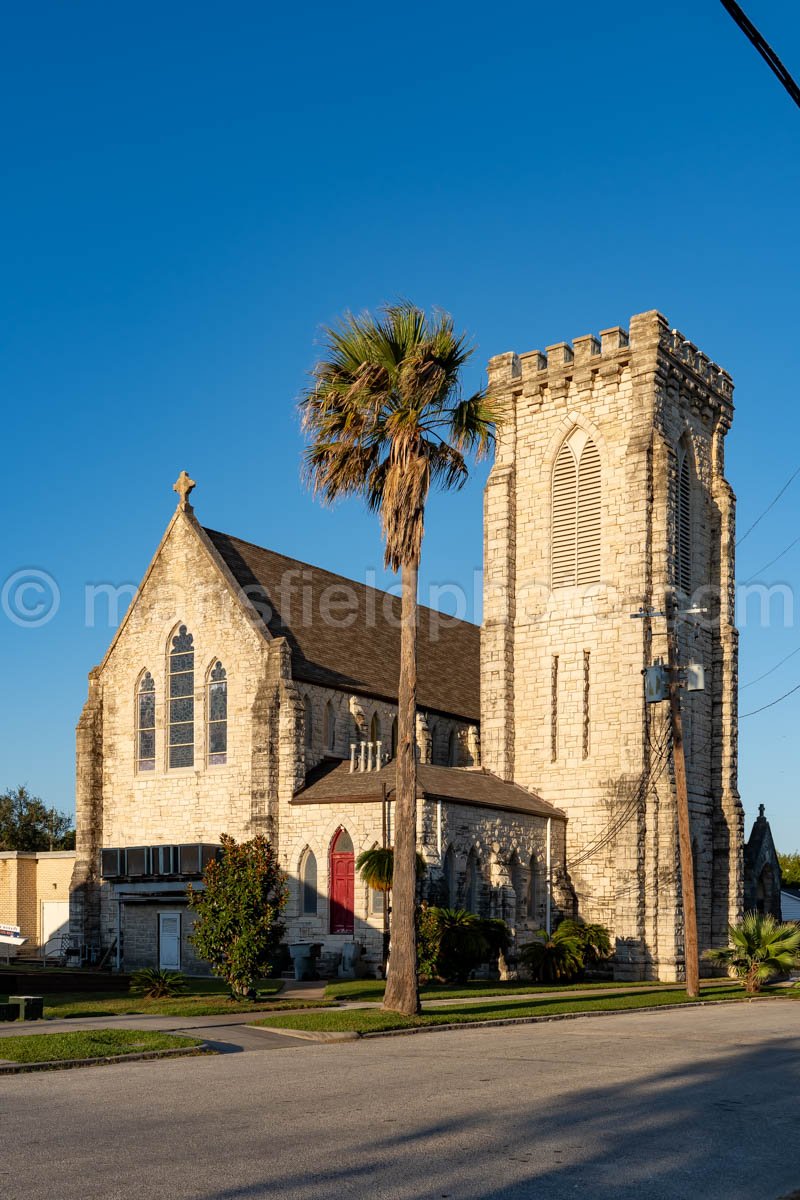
[188,833,288,996]
[704,911,800,994]
[130,968,187,998]
[519,927,584,983]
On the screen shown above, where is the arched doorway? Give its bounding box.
[329,828,355,934]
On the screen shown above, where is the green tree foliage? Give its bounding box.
[188,834,288,996]
[519,926,585,984]
[355,847,427,893]
[0,785,75,851]
[778,851,800,888]
[704,911,800,994]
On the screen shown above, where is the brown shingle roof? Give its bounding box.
[293,760,565,821]
[204,529,480,721]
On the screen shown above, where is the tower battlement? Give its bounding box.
[488,309,733,404]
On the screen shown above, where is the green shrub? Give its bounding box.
[416,907,510,983]
[130,968,187,998]
[557,918,613,967]
[519,927,584,983]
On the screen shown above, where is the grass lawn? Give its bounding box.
[0,1029,201,1064]
[324,978,689,1003]
[32,978,328,1019]
[256,984,771,1035]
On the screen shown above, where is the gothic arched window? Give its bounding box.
[442,845,456,907]
[137,671,156,772]
[447,728,458,766]
[323,701,336,754]
[551,429,601,588]
[207,661,227,766]
[465,848,481,914]
[168,625,194,769]
[390,717,398,759]
[300,848,318,915]
[677,446,692,595]
[370,711,381,745]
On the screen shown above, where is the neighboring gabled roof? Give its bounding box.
[293,759,566,821]
[204,528,480,721]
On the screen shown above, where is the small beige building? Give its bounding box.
[0,851,75,953]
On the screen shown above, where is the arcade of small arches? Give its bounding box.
[293,829,546,936]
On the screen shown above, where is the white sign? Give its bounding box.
[0,923,21,937]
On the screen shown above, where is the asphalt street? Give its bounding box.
[1,1002,798,1200]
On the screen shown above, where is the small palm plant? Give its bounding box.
[130,968,187,999]
[519,926,584,984]
[704,911,800,995]
[557,919,613,967]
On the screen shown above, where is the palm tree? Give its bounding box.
[355,846,427,893]
[704,911,800,995]
[557,918,613,967]
[518,927,584,984]
[300,302,501,1015]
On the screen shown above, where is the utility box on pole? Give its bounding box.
[644,665,669,703]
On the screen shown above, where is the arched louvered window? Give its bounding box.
[677,447,692,595]
[137,672,156,772]
[207,661,227,766]
[551,430,601,588]
[168,626,194,769]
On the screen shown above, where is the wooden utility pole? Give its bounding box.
[665,592,700,998]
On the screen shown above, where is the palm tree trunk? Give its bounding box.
[383,559,421,1015]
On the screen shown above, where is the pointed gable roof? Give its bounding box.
[204,529,480,721]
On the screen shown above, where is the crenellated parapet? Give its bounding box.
[487,310,734,420]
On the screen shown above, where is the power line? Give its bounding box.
[740,532,800,584]
[740,681,800,718]
[719,0,800,110]
[741,643,800,689]
[736,463,800,546]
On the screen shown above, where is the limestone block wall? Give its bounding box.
[483,311,743,979]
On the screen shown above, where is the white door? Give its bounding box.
[41,901,70,953]
[158,913,181,970]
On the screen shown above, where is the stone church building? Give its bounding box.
[70,309,747,980]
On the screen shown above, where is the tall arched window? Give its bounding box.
[677,446,692,595]
[329,828,354,934]
[137,672,156,772]
[370,711,381,745]
[304,696,313,751]
[300,848,318,915]
[323,701,336,753]
[465,849,480,914]
[551,429,601,588]
[528,855,539,920]
[447,728,458,766]
[442,845,456,907]
[169,626,194,769]
[207,661,227,766]
[390,717,398,759]
[509,853,525,921]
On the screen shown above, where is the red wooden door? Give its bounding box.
[329,836,354,934]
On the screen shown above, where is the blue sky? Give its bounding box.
[1,1,799,849]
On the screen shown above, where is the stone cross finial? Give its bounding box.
[173,470,196,510]
[758,803,765,819]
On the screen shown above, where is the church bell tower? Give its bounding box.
[481,310,743,980]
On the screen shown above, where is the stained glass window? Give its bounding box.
[207,660,227,766]
[137,672,156,772]
[169,626,194,769]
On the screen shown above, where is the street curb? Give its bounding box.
[0,1044,214,1074]
[245,1024,360,1043]
[251,995,774,1043]
[359,996,770,1038]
